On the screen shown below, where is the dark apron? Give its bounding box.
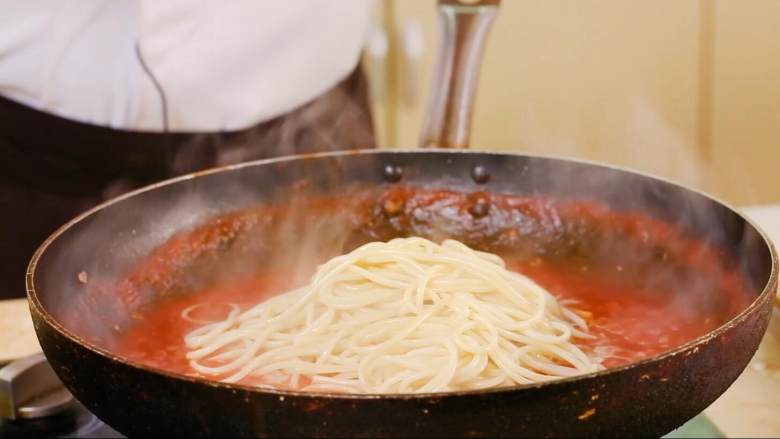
[0,68,375,299]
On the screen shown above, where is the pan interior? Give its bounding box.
[29,152,772,390]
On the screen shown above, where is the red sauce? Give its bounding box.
[78,187,755,388]
[116,258,747,383]
[116,275,291,381]
[514,262,722,368]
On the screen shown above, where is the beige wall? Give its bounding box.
[370,0,780,205]
[709,0,780,204]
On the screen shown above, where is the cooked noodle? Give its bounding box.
[183,237,602,393]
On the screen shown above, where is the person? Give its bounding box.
[0,0,377,299]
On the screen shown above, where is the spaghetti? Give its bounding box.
[183,237,602,393]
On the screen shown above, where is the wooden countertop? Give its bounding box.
[2,205,779,437]
[0,298,41,364]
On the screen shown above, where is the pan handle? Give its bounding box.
[419,0,501,149]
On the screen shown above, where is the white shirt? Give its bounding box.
[0,0,373,132]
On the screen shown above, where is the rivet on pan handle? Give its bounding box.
[419,0,501,149]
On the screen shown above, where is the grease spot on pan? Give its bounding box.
[578,408,596,420]
[304,401,325,412]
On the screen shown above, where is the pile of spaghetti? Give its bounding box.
[183,237,602,393]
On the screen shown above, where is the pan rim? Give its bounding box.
[25,148,779,401]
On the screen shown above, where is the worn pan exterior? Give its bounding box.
[27,151,778,437]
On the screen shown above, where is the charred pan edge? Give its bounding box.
[25,149,780,401]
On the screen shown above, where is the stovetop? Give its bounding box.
[0,400,121,438]
[0,352,121,438]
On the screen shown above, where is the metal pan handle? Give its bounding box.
[419,0,501,149]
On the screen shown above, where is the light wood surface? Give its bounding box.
[0,298,41,364]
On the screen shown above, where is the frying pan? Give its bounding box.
[26,1,777,437]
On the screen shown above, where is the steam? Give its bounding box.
[191,69,373,172]
[34,66,384,351]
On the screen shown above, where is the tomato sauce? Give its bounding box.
[97,187,755,388]
[115,258,749,382]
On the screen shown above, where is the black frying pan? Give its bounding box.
[26,1,778,437]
